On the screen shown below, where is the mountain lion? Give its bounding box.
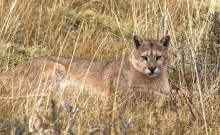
[0,35,171,100]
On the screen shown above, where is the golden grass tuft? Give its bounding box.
[0,0,220,134]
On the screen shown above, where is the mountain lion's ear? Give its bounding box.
[133,35,143,49]
[160,35,170,49]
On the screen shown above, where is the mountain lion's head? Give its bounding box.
[131,35,170,77]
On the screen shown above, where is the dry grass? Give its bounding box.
[0,0,220,134]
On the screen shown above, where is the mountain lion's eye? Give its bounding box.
[156,56,162,61]
[141,56,148,61]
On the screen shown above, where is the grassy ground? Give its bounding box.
[0,0,220,134]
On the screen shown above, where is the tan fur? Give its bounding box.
[0,35,171,100]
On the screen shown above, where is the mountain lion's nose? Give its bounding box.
[148,67,156,73]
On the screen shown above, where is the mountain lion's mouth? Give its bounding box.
[147,73,157,77]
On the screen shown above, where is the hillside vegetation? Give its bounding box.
[0,0,220,134]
